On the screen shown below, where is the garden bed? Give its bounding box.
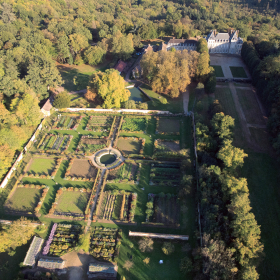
[107,161,140,184]
[121,117,147,133]
[156,117,180,135]
[38,134,73,153]
[89,227,122,263]
[85,116,113,131]
[53,115,82,130]
[42,223,82,257]
[149,162,181,186]
[145,193,180,227]
[116,137,144,157]
[65,159,98,180]
[76,135,107,155]
[154,139,180,157]
[96,190,137,222]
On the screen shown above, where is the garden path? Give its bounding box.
[182,90,189,115]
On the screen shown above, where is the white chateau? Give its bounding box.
[206,30,243,54]
[145,29,243,55]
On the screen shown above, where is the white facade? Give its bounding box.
[206,30,243,55]
[165,39,197,51]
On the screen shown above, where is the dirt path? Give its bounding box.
[228,82,252,144]
[247,124,267,129]
[183,90,189,115]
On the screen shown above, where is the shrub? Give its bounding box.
[53,92,71,109]
[180,257,193,274]
[123,260,133,271]
[143,257,150,264]
[162,242,175,255]
[138,237,154,253]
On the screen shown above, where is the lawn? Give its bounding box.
[249,127,271,152]
[55,191,89,214]
[157,118,180,134]
[122,117,147,133]
[27,158,56,176]
[241,152,280,280]
[57,62,111,92]
[5,187,41,212]
[214,86,245,147]
[211,65,224,77]
[69,159,98,179]
[117,139,142,155]
[236,88,265,125]
[139,84,183,113]
[229,66,248,78]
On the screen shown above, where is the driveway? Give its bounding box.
[210,54,251,79]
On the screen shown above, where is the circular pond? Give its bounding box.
[100,154,117,165]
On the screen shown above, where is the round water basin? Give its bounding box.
[100,154,117,166]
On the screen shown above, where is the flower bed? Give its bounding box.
[89,227,122,263]
[145,193,180,227]
[39,134,73,154]
[85,116,113,131]
[107,162,140,184]
[43,223,82,257]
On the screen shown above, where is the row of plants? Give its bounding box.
[106,115,117,146]
[85,115,113,131]
[75,135,107,155]
[38,134,73,154]
[53,115,82,130]
[25,158,63,179]
[48,187,91,220]
[145,193,180,226]
[107,162,140,184]
[89,227,122,263]
[149,166,181,186]
[112,116,123,147]
[121,116,148,133]
[43,223,82,257]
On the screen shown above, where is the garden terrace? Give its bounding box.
[116,137,144,157]
[38,134,72,153]
[149,163,181,186]
[44,223,82,257]
[4,184,49,216]
[48,188,91,220]
[145,193,180,227]
[85,116,113,131]
[156,117,181,135]
[53,115,82,130]
[107,162,140,184]
[121,117,148,133]
[76,136,107,155]
[66,159,98,180]
[89,227,122,263]
[96,191,137,222]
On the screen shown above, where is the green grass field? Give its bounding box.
[5,188,41,212]
[236,88,265,125]
[158,118,181,134]
[140,84,183,113]
[229,66,248,78]
[27,158,56,175]
[117,139,142,155]
[211,65,224,77]
[56,191,89,214]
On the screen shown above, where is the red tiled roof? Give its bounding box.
[114,61,127,73]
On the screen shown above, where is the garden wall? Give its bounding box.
[0,119,45,189]
[129,231,189,240]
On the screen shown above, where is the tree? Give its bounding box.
[217,140,248,169]
[138,237,154,253]
[84,46,106,65]
[123,260,133,271]
[0,3,16,24]
[111,31,134,60]
[0,217,34,255]
[69,33,89,54]
[162,242,175,255]
[204,73,216,93]
[124,100,136,109]
[180,257,193,274]
[87,69,130,109]
[143,257,150,264]
[53,91,71,108]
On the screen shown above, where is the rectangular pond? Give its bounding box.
[128,87,149,102]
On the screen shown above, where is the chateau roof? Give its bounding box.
[167,38,198,45]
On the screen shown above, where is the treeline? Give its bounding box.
[192,107,263,279]
[140,38,215,98]
[241,41,280,158]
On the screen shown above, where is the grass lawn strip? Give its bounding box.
[211,65,224,77]
[229,66,248,78]
[27,158,56,176]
